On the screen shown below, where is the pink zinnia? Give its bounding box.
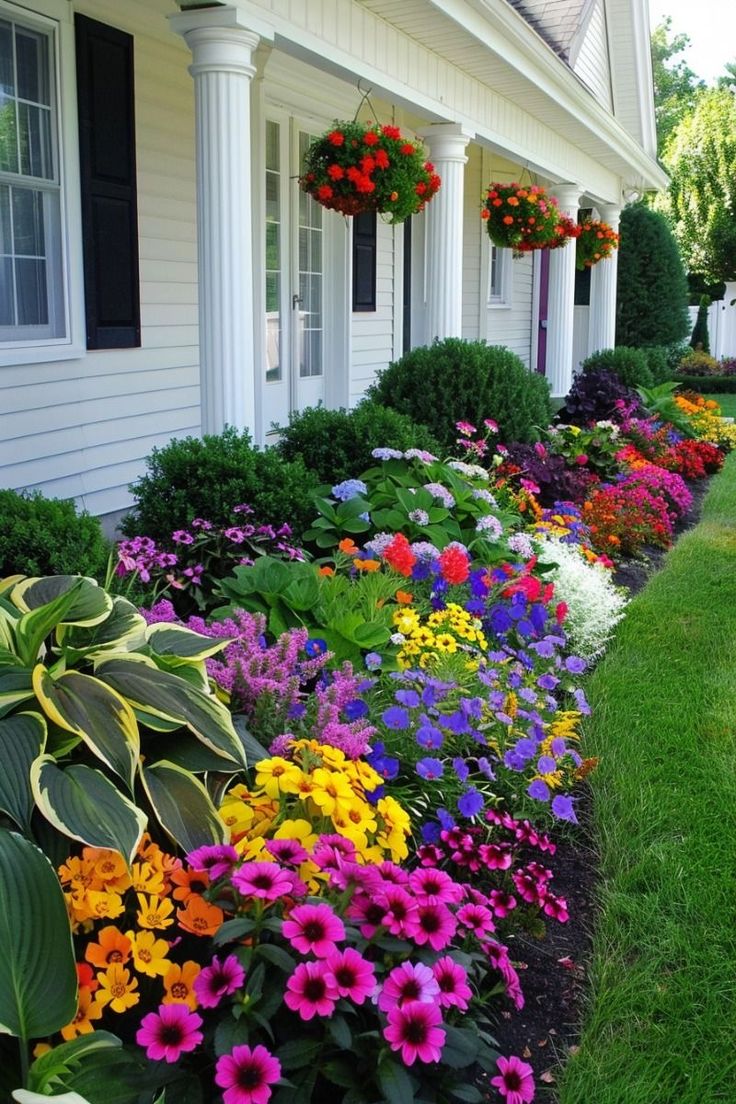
[264,838,309,866]
[324,947,376,1005]
[378,961,440,1012]
[284,960,338,1020]
[457,903,496,937]
[136,1003,203,1063]
[231,862,294,901]
[383,1000,446,1065]
[490,1055,535,1104]
[378,885,418,937]
[281,903,345,958]
[412,902,458,951]
[432,956,472,1011]
[409,868,464,904]
[193,953,245,1009]
[215,1043,282,1104]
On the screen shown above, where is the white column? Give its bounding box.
[546,184,581,398]
[170,8,259,435]
[418,124,472,341]
[588,203,621,356]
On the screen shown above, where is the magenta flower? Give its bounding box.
[432,956,473,1011]
[231,862,294,901]
[490,1055,536,1104]
[488,890,517,918]
[136,1003,203,1063]
[412,902,458,951]
[193,954,245,1009]
[408,868,464,904]
[284,960,338,1020]
[215,1043,282,1104]
[281,903,345,958]
[378,961,440,1012]
[378,885,418,937]
[324,947,376,1005]
[457,903,496,937]
[383,1000,446,1066]
[187,843,239,881]
[264,838,310,866]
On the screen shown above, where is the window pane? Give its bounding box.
[0,21,13,97]
[265,119,279,172]
[0,256,13,323]
[12,186,45,255]
[0,184,10,253]
[15,256,47,324]
[15,27,49,105]
[0,93,18,172]
[18,102,52,178]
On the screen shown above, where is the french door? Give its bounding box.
[262,115,328,436]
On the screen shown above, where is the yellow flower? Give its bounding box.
[136,893,175,930]
[318,745,347,770]
[274,818,318,852]
[163,961,201,1010]
[96,964,139,1013]
[393,609,420,635]
[220,797,255,837]
[85,889,125,921]
[129,862,165,897]
[309,768,355,817]
[434,633,458,654]
[60,988,104,1039]
[58,855,99,893]
[410,626,435,647]
[126,929,171,978]
[86,848,130,892]
[254,756,303,797]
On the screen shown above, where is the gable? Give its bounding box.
[570,0,613,110]
[505,0,591,62]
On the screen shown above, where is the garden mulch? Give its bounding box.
[487,471,711,1096]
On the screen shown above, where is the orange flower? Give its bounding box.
[170,866,211,903]
[338,538,358,554]
[177,895,224,937]
[60,987,104,1040]
[163,961,201,1010]
[507,196,519,206]
[353,558,380,572]
[85,889,125,921]
[502,215,514,225]
[318,566,335,576]
[85,848,130,892]
[395,590,413,604]
[85,925,132,969]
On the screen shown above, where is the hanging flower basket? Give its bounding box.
[547,215,582,250]
[299,121,441,224]
[481,182,563,251]
[576,219,620,269]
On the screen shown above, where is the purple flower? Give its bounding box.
[565,655,587,674]
[332,479,368,501]
[527,779,551,802]
[172,530,194,545]
[194,954,246,1008]
[537,673,560,691]
[573,688,591,715]
[382,706,411,730]
[186,844,239,881]
[417,757,444,780]
[416,723,444,750]
[372,447,403,460]
[457,787,484,818]
[395,690,420,708]
[365,652,383,670]
[452,757,470,783]
[552,795,578,823]
[344,699,369,721]
[537,755,556,774]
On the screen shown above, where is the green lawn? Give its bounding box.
[557,453,736,1104]
[705,393,736,418]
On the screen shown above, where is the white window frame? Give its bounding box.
[487,242,512,308]
[0,0,85,365]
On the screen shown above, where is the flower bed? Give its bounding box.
[1,380,732,1104]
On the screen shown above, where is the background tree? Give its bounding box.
[650,18,705,156]
[716,60,736,91]
[616,204,690,347]
[661,88,736,283]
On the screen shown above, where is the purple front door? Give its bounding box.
[536,250,550,375]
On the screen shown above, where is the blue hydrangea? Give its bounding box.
[371,447,403,460]
[331,479,368,501]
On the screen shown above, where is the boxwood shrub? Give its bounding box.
[582,347,653,389]
[0,490,110,580]
[675,376,736,393]
[367,339,551,447]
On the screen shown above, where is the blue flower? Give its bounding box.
[364,652,383,670]
[527,779,551,802]
[421,819,442,843]
[416,757,444,780]
[552,795,578,823]
[537,755,556,774]
[457,787,484,818]
[416,723,444,750]
[437,807,456,831]
[565,655,587,674]
[573,688,591,715]
[305,638,328,657]
[331,478,368,501]
[452,757,470,783]
[382,706,411,730]
[537,673,560,691]
[395,689,420,708]
[344,699,369,721]
[288,702,307,719]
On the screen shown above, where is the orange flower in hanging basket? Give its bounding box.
[576,219,620,269]
[481,182,564,251]
[299,121,441,223]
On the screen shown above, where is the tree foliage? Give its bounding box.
[650,18,705,157]
[616,204,690,348]
[662,89,736,283]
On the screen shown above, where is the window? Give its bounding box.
[352,209,377,312]
[0,9,65,342]
[488,244,511,307]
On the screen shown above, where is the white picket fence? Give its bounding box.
[688,281,736,360]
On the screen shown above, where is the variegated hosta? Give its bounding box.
[0,574,246,861]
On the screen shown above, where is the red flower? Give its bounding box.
[381,124,401,139]
[415,182,427,196]
[317,184,334,201]
[327,130,344,146]
[363,130,379,146]
[374,149,390,169]
[360,155,376,173]
[384,534,417,577]
[438,545,470,585]
[327,164,344,180]
[400,142,415,155]
[354,175,375,193]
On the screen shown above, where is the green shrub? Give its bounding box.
[640,346,672,383]
[122,428,319,543]
[689,294,711,352]
[675,376,736,393]
[0,490,110,580]
[367,339,551,447]
[582,347,654,389]
[678,348,720,375]
[276,400,442,482]
[616,204,690,347]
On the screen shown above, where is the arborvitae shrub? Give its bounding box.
[367,339,551,447]
[0,490,110,579]
[689,295,711,352]
[582,347,654,389]
[616,204,690,347]
[122,428,319,542]
[276,401,442,482]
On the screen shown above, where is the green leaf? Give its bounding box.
[0,667,35,718]
[32,667,139,791]
[214,1016,250,1057]
[276,1037,323,1071]
[449,1085,484,1102]
[140,761,228,852]
[441,1024,480,1069]
[27,1030,124,1091]
[232,716,269,763]
[352,621,390,647]
[12,575,112,631]
[213,917,257,945]
[321,1057,358,1089]
[58,596,147,660]
[254,943,296,972]
[0,829,77,1040]
[95,656,246,767]
[0,712,46,834]
[146,623,232,662]
[377,1056,416,1104]
[327,1014,352,1049]
[30,757,147,864]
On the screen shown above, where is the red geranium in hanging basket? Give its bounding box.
[547,215,582,250]
[481,182,563,251]
[576,219,620,269]
[299,120,441,224]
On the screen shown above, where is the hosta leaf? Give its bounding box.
[146,623,232,662]
[59,597,147,659]
[0,667,34,718]
[30,757,147,864]
[11,576,112,627]
[96,656,246,767]
[27,1031,124,1093]
[140,761,228,852]
[0,712,46,834]
[32,667,139,791]
[0,829,77,1040]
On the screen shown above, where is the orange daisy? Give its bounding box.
[176,895,224,937]
[85,925,132,969]
[163,961,201,1010]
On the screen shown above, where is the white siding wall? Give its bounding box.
[350,218,397,405]
[572,305,590,372]
[572,0,613,112]
[0,0,198,517]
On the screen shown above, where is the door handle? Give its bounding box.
[292,294,303,309]
[540,319,548,329]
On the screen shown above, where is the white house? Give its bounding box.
[0,0,667,523]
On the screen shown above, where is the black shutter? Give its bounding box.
[574,266,591,307]
[75,15,140,349]
[353,210,377,312]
